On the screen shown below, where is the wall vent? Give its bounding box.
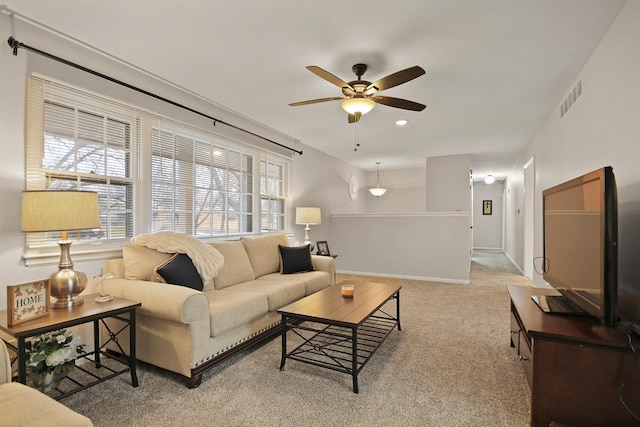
[560,77,583,118]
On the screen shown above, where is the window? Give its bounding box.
[25,78,137,264]
[25,76,290,265]
[42,101,134,241]
[260,158,287,232]
[151,125,254,236]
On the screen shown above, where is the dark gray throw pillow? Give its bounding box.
[155,253,204,291]
[279,244,314,274]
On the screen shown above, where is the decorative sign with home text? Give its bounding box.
[6,280,50,325]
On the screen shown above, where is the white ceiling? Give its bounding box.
[3,1,626,178]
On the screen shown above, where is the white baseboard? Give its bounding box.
[503,251,525,275]
[336,270,470,285]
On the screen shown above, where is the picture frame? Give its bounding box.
[6,280,50,326]
[483,200,493,215]
[316,241,331,256]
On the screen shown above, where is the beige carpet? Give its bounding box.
[60,251,532,426]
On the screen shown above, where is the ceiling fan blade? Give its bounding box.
[364,66,425,95]
[289,97,343,107]
[307,66,355,92]
[373,96,426,111]
[347,112,362,123]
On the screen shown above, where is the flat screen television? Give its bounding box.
[536,166,618,325]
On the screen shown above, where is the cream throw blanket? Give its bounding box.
[131,232,224,284]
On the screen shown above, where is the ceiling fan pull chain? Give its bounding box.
[354,122,360,152]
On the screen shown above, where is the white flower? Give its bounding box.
[55,333,67,344]
[59,346,76,361]
[26,329,83,381]
[45,349,67,367]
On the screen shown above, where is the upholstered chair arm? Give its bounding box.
[0,340,11,384]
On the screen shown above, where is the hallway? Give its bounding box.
[471,250,531,287]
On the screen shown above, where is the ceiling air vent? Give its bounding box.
[560,77,583,118]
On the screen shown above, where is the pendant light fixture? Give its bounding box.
[369,162,388,197]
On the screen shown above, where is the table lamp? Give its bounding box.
[22,190,101,308]
[295,207,321,247]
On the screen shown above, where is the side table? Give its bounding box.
[0,293,141,400]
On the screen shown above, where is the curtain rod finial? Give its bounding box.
[7,36,19,55]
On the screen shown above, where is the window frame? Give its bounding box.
[24,76,291,266]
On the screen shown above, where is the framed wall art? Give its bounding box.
[483,200,493,215]
[6,279,50,325]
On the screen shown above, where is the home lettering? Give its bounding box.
[14,294,43,308]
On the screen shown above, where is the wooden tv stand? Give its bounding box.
[508,285,640,426]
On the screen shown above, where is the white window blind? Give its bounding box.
[260,157,288,232]
[150,121,255,236]
[25,77,137,264]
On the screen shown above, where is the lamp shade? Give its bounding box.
[22,190,101,232]
[369,187,388,197]
[295,207,321,225]
[341,97,376,115]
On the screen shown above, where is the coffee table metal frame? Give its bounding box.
[278,282,401,393]
[0,294,140,400]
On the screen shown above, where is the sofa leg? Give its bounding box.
[186,374,202,388]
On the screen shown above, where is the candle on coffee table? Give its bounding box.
[341,284,354,297]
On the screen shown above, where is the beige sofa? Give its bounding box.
[0,340,93,427]
[103,233,335,388]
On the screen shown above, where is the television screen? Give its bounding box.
[541,166,617,325]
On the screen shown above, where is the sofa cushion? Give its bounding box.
[205,289,269,337]
[241,233,290,278]
[210,241,255,289]
[228,279,305,311]
[259,270,330,295]
[123,244,172,282]
[155,253,204,291]
[279,244,314,274]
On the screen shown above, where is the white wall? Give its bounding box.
[289,143,368,246]
[504,1,640,322]
[331,213,470,283]
[365,167,426,213]
[473,182,504,249]
[426,154,471,212]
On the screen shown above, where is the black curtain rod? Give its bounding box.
[7,36,303,156]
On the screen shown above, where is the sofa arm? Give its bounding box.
[106,279,209,324]
[311,255,336,286]
[0,340,11,384]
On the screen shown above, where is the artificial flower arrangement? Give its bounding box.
[26,329,84,385]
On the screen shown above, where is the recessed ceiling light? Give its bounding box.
[395,119,408,126]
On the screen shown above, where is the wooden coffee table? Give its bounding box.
[278,281,401,393]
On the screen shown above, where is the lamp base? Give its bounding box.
[49,266,87,309]
[51,294,84,309]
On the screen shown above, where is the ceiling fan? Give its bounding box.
[289,63,426,123]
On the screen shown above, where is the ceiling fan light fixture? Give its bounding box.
[341,97,376,115]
